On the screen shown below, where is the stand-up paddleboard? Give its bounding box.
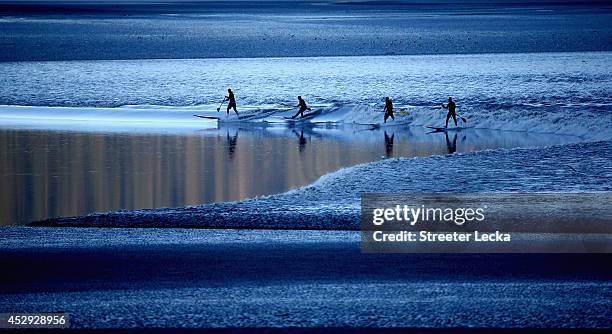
[193,115,219,120]
[426,126,468,132]
[194,114,252,121]
[265,112,318,123]
[355,120,411,128]
[426,126,446,132]
[283,109,322,121]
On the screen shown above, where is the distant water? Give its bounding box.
[1,1,611,61]
[2,52,610,108]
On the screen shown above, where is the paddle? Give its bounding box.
[456,105,467,123]
[216,99,226,112]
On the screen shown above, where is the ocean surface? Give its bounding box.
[1,2,611,329]
[1,52,611,136]
[1,52,611,225]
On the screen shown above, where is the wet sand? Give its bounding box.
[1,227,611,328]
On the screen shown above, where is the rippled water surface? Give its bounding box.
[0,124,579,225]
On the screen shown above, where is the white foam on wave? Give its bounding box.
[1,101,610,141]
[0,105,216,133]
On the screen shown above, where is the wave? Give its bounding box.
[1,102,610,140]
[1,52,610,139]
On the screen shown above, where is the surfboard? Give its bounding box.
[281,115,317,123]
[283,110,321,120]
[193,115,219,120]
[426,126,467,132]
[194,114,254,121]
[355,120,411,128]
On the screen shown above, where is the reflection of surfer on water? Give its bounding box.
[445,132,457,154]
[384,131,394,157]
[292,129,307,153]
[227,130,238,158]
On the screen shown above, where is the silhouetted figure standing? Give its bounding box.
[441,96,457,128]
[383,97,394,123]
[292,96,311,119]
[225,88,238,115]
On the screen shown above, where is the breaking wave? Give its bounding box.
[1,101,610,140]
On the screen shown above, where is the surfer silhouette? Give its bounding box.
[292,96,311,119]
[225,88,238,115]
[383,97,394,123]
[441,96,457,128]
